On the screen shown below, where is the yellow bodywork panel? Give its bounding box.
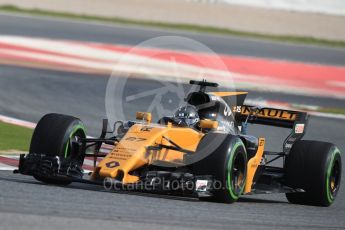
[244,138,265,194]
[92,124,204,184]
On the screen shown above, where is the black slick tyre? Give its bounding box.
[285,140,341,206]
[29,113,86,185]
[193,133,247,203]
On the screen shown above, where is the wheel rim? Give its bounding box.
[231,152,246,195]
[329,159,341,197]
[64,125,86,159]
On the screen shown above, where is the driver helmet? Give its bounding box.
[174,105,200,128]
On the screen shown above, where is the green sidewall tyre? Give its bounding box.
[30,113,86,185]
[63,124,86,159]
[226,141,246,200]
[285,140,342,207]
[193,133,247,203]
[325,147,341,204]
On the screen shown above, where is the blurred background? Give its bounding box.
[0,1,344,230]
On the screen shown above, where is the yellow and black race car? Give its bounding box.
[16,80,342,206]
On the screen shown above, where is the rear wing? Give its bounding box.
[239,105,309,154]
[239,105,308,129]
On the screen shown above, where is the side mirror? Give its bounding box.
[136,112,152,123]
[200,119,218,129]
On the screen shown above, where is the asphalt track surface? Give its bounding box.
[0,13,345,66]
[0,14,345,230]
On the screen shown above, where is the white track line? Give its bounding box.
[0,114,36,129]
[1,35,344,99]
[327,81,345,88]
[0,166,16,171]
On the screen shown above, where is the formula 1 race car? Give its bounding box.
[16,80,342,206]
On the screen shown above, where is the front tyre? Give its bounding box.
[29,113,86,185]
[193,133,247,203]
[285,140,342,206]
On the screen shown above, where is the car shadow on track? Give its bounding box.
[238,197,286,204]
[0,173,287,204]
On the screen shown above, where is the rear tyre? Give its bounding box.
[193,133,247,203]
[29,113,86,185]
[285,140,342,206]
